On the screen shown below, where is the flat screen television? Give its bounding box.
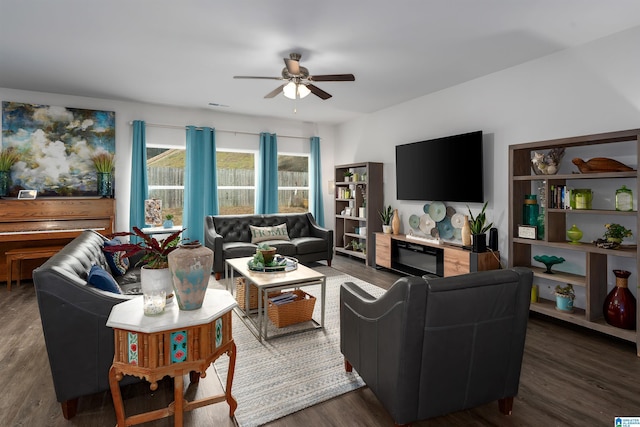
[395,130,484,203]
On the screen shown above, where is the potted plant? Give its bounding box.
[603,223,632,244]
[554,283,575,313]
[90,152,115,197]
[379,205,393,234]
[163,214,174,229]
[343,171,353,182]
[256,242,277,264]
[104,226,184,297]
[467,201,493,252]
[0,148,20,197]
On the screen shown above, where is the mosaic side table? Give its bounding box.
[107,289,237,427]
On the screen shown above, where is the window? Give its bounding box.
[217,150,255,215]
[278,154,309,213]
[147,146,185,225]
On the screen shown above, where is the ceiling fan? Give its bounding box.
[234,53,355,100]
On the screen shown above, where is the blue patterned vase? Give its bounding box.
[168,242,213,310]
[97,172,112,197]
[0,170,9,197]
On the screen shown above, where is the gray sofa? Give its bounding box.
[340,267,533,425]
[204,213,333,279]
[32,230,142,420]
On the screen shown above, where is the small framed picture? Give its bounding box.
[17,189,37,200]
[518,225,537,240]
[344,207,353,216]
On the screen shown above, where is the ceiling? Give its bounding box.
[2,1,640,125]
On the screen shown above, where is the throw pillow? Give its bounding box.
[250,224,290,244]
[103,238,130,277]
[87,264,122,294]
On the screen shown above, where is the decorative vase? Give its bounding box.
[461,215,471,246]
[391,209,400,235]
[359,207,366,218]
[471,233,487,253]
[567,224,583,244]
[382,225,392,234]
[536,208,545,240]
[140,265,173,299]
[96,172,112,198]
[522,195,539,226]
[168,242,214,310]
[603,270,636,330]
[0,170,9,197]
[163,219,174,229]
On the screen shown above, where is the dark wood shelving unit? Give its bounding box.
[334,162,383,266]
[508,128,640,355]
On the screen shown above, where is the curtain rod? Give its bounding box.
[128,121,313,141]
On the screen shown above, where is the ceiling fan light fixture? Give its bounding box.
[283,81,310,99]
[297,83,311,98]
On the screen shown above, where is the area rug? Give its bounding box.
[212,266,385,427]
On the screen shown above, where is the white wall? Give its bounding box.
[0,88,337,231]
[337,26,640,257]
[335,26,640,300]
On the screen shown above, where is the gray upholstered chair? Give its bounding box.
[340,267,533,426]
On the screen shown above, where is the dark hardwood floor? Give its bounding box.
[2,254,639,426]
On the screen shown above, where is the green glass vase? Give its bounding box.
[567,224,583,244]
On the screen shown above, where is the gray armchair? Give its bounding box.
[340,267,533,426]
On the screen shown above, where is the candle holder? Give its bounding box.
[143,290,166,315]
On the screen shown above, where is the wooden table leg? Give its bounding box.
[6,256,13,292]
[16,259,21,287]
[226,341,238,417]
[108,366,126,427]
[174,371,184,427]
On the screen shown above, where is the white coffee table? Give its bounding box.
[225,257,326,341]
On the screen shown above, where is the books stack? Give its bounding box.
[269,292,298,306]
[549,185,572,209]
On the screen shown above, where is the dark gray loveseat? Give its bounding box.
[204,212,333,279]
[32,230,142,420]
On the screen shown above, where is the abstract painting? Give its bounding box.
[1,101,115,197]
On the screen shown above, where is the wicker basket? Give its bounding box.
[235,278,259,310]
[267,289,316,328]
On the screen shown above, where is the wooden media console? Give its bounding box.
[375,233,500,277]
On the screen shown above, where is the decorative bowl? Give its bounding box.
[533,255,565,274]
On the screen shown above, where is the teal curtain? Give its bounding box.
[184,126,217,244]
[256,132,278,214]
[309,136,325,226]
[129,120,148,241]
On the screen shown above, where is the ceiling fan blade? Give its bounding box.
[234,76,283,80]
[264,84,285,98]
[309,74,355,82]
[306,84,332,100]
[284,58,300,75]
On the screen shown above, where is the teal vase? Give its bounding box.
[97,172,112,198]
[0,170,9,197]
[168,242,214,310]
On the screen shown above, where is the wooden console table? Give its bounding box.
[107,289,238,427]
[375,233,500,277]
